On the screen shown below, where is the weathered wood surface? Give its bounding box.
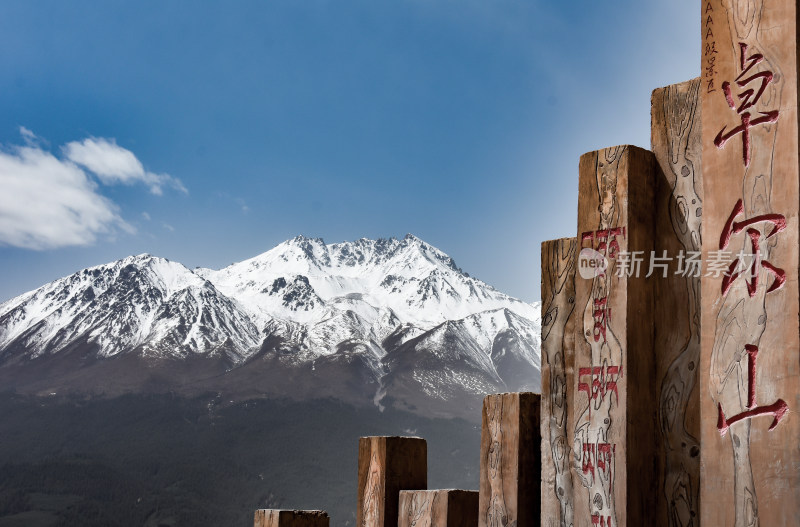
[572,145,657,527]
[651,78,703,527]
[701,0,800,525]
[254,509,330,527]
[540,237,577,527]
[357,436,427,527]
[478,392,540,527]
[398,489,478,527]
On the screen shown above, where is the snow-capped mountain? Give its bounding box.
[0,235,540,419]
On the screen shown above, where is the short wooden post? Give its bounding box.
[398,489,478,527]
[357,436,427,527]
[253,509,329,527]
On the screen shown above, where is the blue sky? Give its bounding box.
[0,0,699,303]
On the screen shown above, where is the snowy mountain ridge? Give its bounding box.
[0,235,541,417]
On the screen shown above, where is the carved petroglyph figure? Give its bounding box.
[408,493,433,527]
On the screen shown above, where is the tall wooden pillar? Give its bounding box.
[357,436,427,527]
[701,0,800,525]
[651,78,703,526]
[478,392,540,527]
[540,237,578,527]
[572,145,657,527]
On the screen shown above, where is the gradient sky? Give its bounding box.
[0,0,700,303]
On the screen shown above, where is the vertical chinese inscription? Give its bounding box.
[541,237,577,527]
[651,78,703,527]
[700,1,800,526]
[573,146,657,527]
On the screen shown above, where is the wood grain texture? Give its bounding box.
[651,78,703,527]
[357,436,427,527]
[253,509,330,527]
[540,237,578,527]
[572,145,657,527]
[701,0,800,525]
[398,490,478,527]
[478,392,541,527]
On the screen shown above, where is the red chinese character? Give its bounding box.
[718,199,786,297]
[714,43,780,167]
[717,345,789,436]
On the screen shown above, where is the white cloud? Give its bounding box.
[162,223,175,232]
[0,129,185,250]
[0,145,131,249]
[141,211,151,221]
[63,137,187,196]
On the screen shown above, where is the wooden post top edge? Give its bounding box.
[578,144,653,160]
[651,76,701,96]
[358,435,426,441]
[399,489,478,494]
[541,236,577,246]
[254,509,330,516]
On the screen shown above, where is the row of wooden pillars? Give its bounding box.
[253,392,541,527]
[254,0,800,523]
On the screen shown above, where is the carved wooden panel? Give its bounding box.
[573,145,657,527]
[540,237,578,527]
[701,0,800,525]
[254,509,330,527]
[478,392,540,527]
[357,436,427,527]
[398,489,478,527]
[651,78,703,527]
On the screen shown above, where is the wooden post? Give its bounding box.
[253,510,330,527]
[572,145,657,527]
[398,489,478,527]
[357,436,427,527]
[701,0,800,525]
[540,237,578,527]
[478,392,540,527]
[650,78,703,526]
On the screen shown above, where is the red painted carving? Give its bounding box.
[714,43,780,166]
[718,199,786,297]
[592,297,611,343]
[592,514,613,527]
[717,345,789,437]
[578,365,622,416]
[581,228,626,259]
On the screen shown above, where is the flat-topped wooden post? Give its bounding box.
[398,489,478,527]
[478,392,540,527]
[650,78,703,526]
[254,510,329,527]
[701,0,800,524]
[572,145,657,527]
[540,237,578,527]
[357,436,427,527]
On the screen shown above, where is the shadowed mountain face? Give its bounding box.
[0,235,541,420]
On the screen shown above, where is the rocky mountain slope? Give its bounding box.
[0,235,540,418]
